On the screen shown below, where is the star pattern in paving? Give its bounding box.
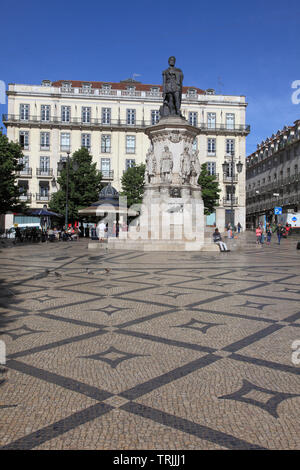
[219,379,300,418]
[0,236,300,450]
[1,324,48,340]
[79,346,149,369]
[173,318,223,334]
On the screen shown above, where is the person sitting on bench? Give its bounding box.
[213,228,230,252]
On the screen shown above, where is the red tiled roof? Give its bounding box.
[51,80,205,94]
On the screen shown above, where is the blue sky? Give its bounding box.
[0,0,299,155]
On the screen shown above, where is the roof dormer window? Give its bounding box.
[187,88,197,97]
[150,87,159,95]
[82,82,92,93]
[102,84,111,93]
[61,81,72,92]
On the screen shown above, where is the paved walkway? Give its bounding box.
[0,235,300,449]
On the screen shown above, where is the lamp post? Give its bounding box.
[57,149,79,229]
[222,155,243,229]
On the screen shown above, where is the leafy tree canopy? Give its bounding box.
[49,147,102,222]
[198,163,221,215]
[120,164,145,208]
[0,129,27,214]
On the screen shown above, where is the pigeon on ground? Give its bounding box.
[105,268,111,274]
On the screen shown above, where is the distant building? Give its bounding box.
[246,120,300,227]
[2,78,249,229]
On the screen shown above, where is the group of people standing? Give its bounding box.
[255,222,292,245]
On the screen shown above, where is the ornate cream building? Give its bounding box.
[3,78,250,228]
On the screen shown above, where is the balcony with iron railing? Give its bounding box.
[19,193,32,202]
[223,173,238,183]
[100,170,114,180]
[2,114,250,134]
[36,193,50,202]
[36,168,53,178]
[223,197,238,206]
[16,168,32,177]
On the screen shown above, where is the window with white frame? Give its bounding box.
[39,182,49,198]
[224,162,235,177]
[206,162,216,175]
[207,138,216,155]
[226,139,235,155]
[81,133,91,149]
[101,135,111,153]
[150,87,159,95]
[126,135,136,153]
[151,110,160,125]
[60,133,70,151]
[82,83,91,93]
[41,105,50,122]
[61,106,71,123]
[101,158,111,177]
[101,84,111,94]
[82,107,91,123]
[20,104,29,121]
[126,159,136,170]
[19,131,29,149]
[19,155,30,174]
[61,82,72,92]
[102,107,111,124]
[127,109,136,125]
[189,112,198,126]
[40,132,50,149]
[192,138,198,151]
[226,185,236,201]
[40,156,50,173]
[188,88,197,97]
[226,113,235,130]
[207,113,216,129]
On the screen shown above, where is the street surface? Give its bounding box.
[0,234,300,449]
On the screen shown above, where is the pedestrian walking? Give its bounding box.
[276,223,285,244]
[237,222,242,233]
[256,226,262,245]
[266,225,272,245]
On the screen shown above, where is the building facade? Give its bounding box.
[3,78,249,229]
[246,120,300,228]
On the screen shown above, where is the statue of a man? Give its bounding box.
[180,147,191,184]
[160,146,173,182]
[190,150,201,185]
[145,148,156,183]
[160,56,183,118]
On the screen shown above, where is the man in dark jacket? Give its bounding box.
[213,228,230,252]
[276,224,285,244]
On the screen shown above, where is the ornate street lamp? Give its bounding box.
[222,155,243,228]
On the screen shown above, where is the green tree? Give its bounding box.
[198,163,221,215]
[49,147,102,222]
[0,129,26,214]
[120,163,146,207]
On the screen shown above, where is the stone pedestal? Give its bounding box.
[108,116,217,252]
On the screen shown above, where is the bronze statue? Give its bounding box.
[160,56,183,118]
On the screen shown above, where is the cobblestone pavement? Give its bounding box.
[0,235,300,449]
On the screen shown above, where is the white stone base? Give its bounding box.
[87,238,219,252]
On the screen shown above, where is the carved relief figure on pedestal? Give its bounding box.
[145,148,157,184]
[160,146,173,183]
[190,150,201,186]
[180,146,192,184]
